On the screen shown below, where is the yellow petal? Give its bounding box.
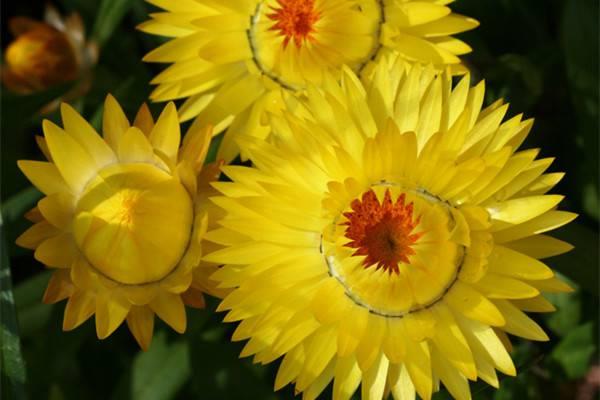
[431,36,472,56]
[34,233,77,268]
[126,306,155,351]
[43,120,97,192]
[133,103,155,136]
[35,135,52,161]
[390,364,416,400]
[430,345,472,400]
[511,296,556,313]
[404,341,432,400]
[202,242,286,264]
[103,94,130,150]
[356,315,386,371]
[528,276,574,293]
[70,257,100,292]
[275,345,305,391]
[391,32,451,65]
[24,206,43,223]
[117,126,156,164]
[63,290,96,331]
[493,211,577,243]
[150,102,181,164]
[444,281,505,326]
[60,102,116,167]
[488,246,554,280]
[181,123,213,172]
[43,270,73,304]
[310,277,347,324]
[297,327,337,391]
[150,292,186,333]
[37,192,74,229]
[406,14,479,38]
[390,2,451,26]
[403,308,436,341]
[17,160,69,195]
[522,172,565,196]
[473,357,499,388]
[303,360,335,400]
[382,318,407,364]
[272,310,319,356]
[16,221,59,250]
[332,356,361,400]
[181,287,206,309]
[455,315,516,376]
[361,352,389,400]
[493,300,549,341]
[95,294,130,339]
[473,273,539,300]
[431,304,476,380]
[488,195,564,228]
[143,32,210,63]
[505,234,573,259]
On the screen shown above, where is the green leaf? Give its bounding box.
[131,333,190,400]
[92,0,134,48]
[551,322,596,379]
[0,217,27,400]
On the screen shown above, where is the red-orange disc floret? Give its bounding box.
[343,189,423,274]
[268,0,320,48]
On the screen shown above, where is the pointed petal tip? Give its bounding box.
[42,118,57,133]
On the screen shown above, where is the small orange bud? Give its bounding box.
[1,5,98,103]
[3,24,78,93]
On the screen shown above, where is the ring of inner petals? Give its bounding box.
[321,183,466,318]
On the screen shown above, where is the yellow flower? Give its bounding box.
[2,5,97,98]
[205,58,575,400]
[17,96,225,350]
[139,0,478,162]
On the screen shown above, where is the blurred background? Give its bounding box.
[1,0,598,399]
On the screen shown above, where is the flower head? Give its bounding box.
[17,96,225,350]
[2,5,97,99]
[205,58,575,400]
[140,0,478,162]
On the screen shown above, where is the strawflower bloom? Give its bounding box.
[205,58,575,400]
[140,0,478,161]
[17,96,225,350]
[2,5,97,101]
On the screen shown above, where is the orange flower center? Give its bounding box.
[268,0,320,48]
[343,189,422,274]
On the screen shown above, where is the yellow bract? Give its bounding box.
[205,58,574,400]
[74,163,193,285]
[140,0,478,162]
[17,96,226,350]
